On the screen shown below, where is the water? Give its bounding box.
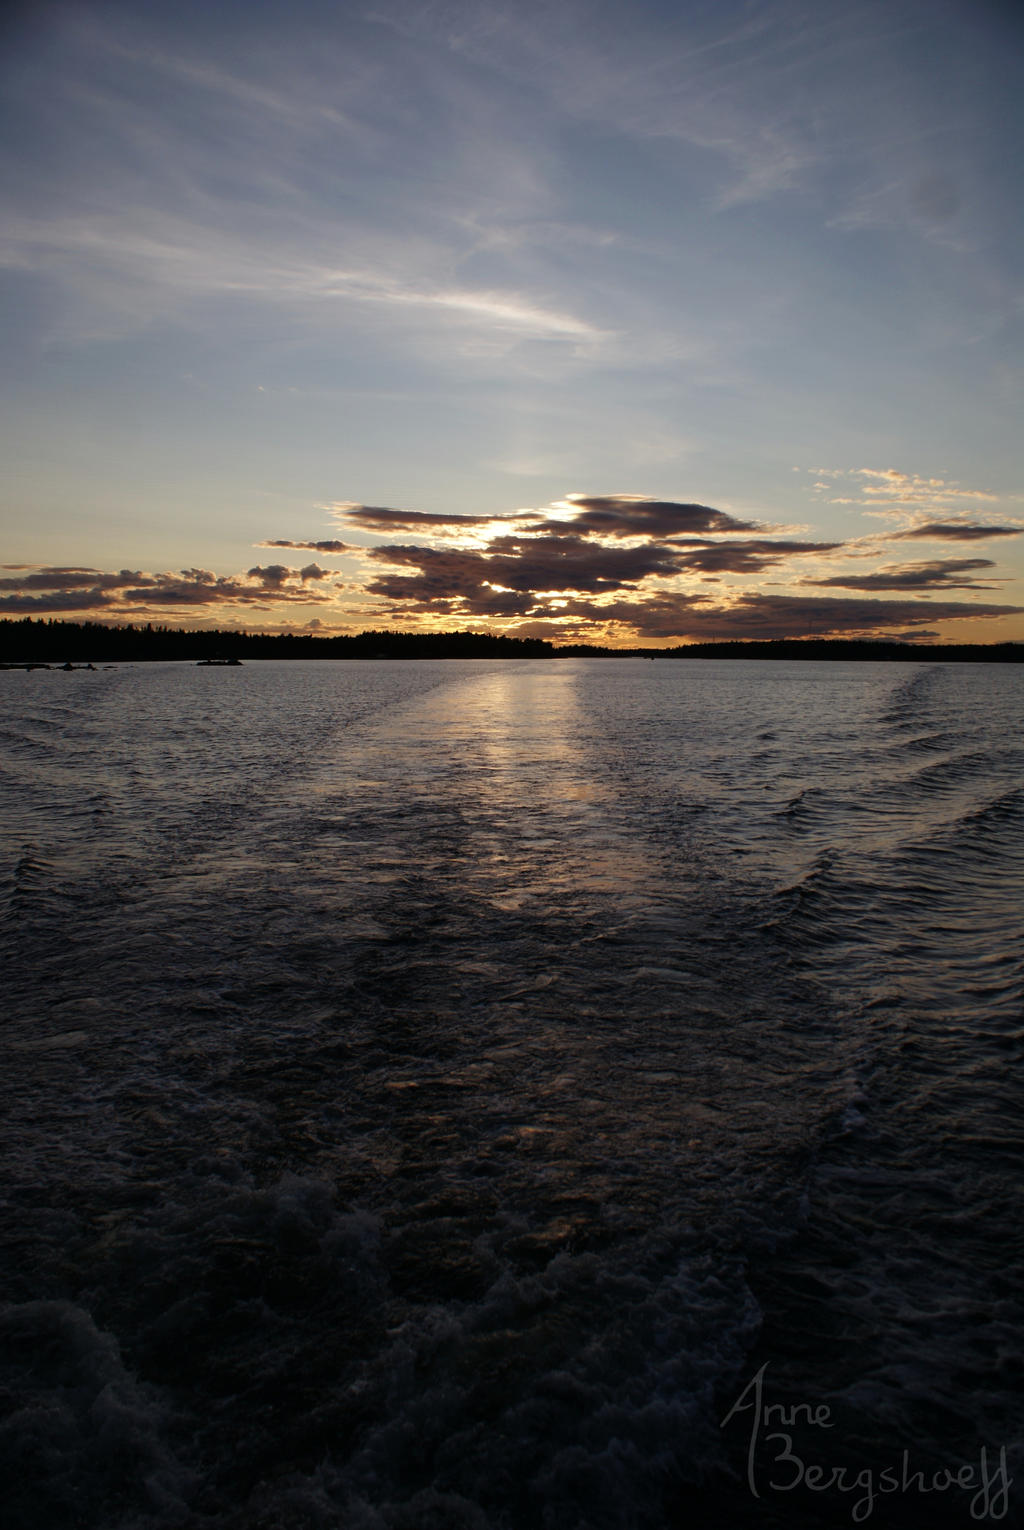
[1,658,1021,1529]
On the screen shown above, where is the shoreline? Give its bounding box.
[2,620,1023,666]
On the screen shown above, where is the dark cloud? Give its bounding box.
[668,538,842,574]
[554,594,707,635]
[554,593,1024,640]
[245,562,328,586]
[365,575,530,618]
[708,594,1024,639]
[455,587,538,617]
[119,580,327,607]
[246,564,292,587]
[0,589,119,614]
[484,534,684,588]
[343,494,1023,634]
[359,528,846,617]
[365,536,684,612]
[0,567,154,592]
[257,539,350,553]
[337,505,518,532]
[886,522,1023,541]
[549,495,760,539]
[8,488,1021,639]
[803,558,999,592]
[0,564,333,614]
[334,494,759,541]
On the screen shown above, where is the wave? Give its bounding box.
[0,845,63,931]
[877,664,942,726]
[0,1299,194,1530]
[956,784,1024,831]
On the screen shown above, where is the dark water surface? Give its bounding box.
[1,659,1021,1529]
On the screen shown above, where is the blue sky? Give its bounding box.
[1,0,1022,643]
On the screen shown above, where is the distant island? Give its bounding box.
[1,617,1022,665]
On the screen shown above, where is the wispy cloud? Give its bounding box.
[418,0,831,209]
[803,467,1011,523]
[328,503,524,534]
[855,468,998,505]
[0,5,616,360]
[257,539,350,553]
[1,212,602,346]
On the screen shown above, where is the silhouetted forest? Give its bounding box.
[1,617,1022,664]
[0,620,554,662]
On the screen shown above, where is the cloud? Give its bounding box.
[330,494,762,541]
[667,538,842,574]
[802,558,1001,592]
[99,34,356,136]
[0,589,120,615]
[553,593,707,635]
[357,532,883,619]
[2,210,602,349]
[256,539,350,552]
[545,494,760,538]
[245,561,328,585]
[854,469,998,505]
[555,592,1024,641]
[886,522,1023,542]
[364,535,686,614]
[0,566,155,592]
[5,471,1021,641]
[427,0,827,210]
[807,468,1004,519]
[246,563,292,587]
[376,285,600,337]
[0,564,333,614]
[120,574,329,607]
[324,487,1023,637]
[328,503,523,533]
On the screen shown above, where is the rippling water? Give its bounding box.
[2,658,1022,1529]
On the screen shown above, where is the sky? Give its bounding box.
[1,0,1022,645]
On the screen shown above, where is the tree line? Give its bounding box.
[1,617,1021,663]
